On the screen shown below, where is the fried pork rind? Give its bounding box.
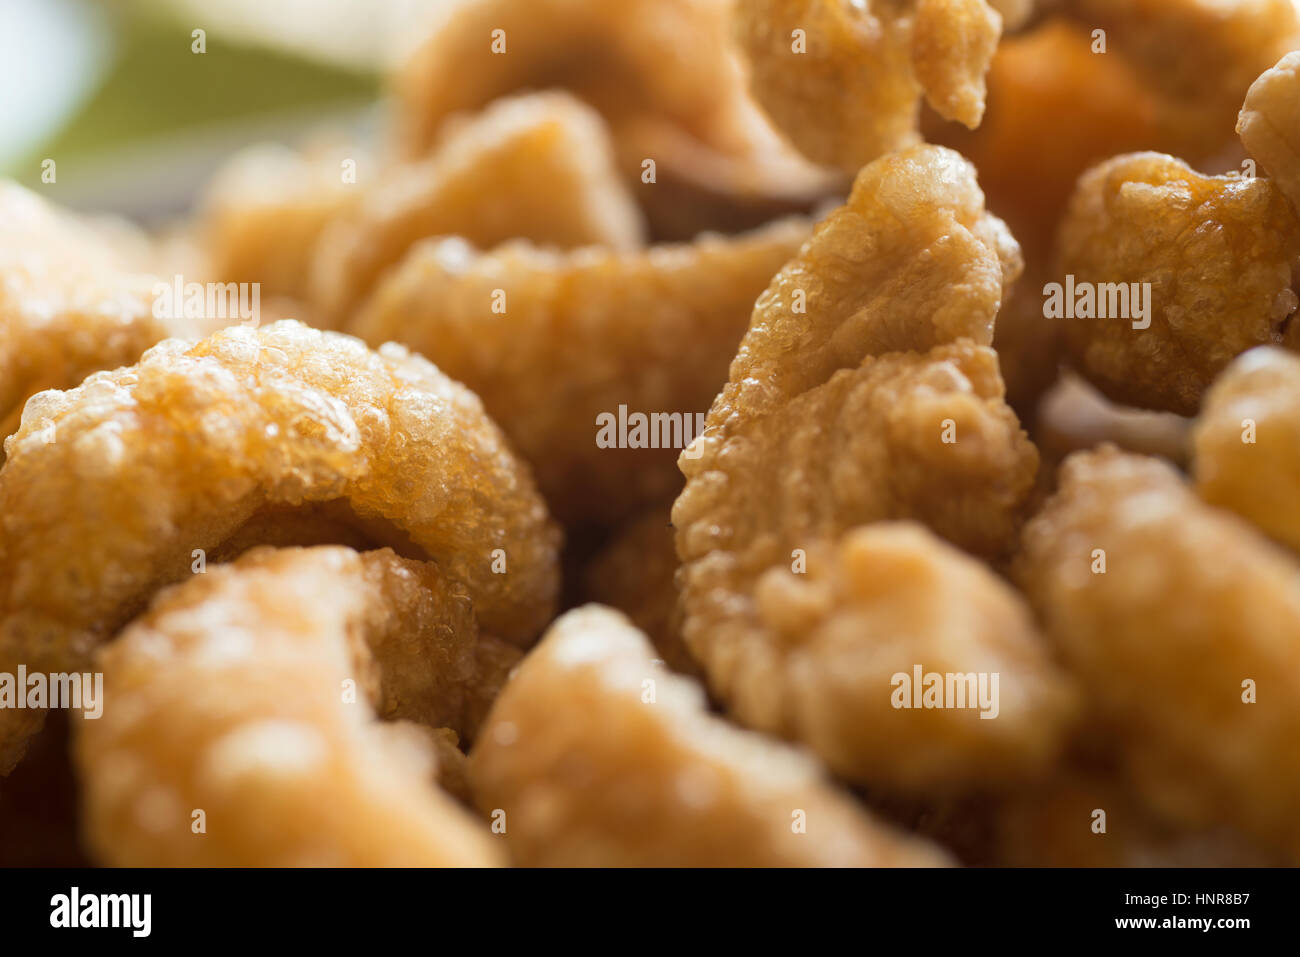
[310,92,645,328]
[198,140,366,303]
[394,0,754,160]
[672,145,1065,790]
[752,523,1077,791]
[1055,151,1300,414]
[735,0,1002,172]
[1035,372,1191,470]
[76,547,509,866]
[1061,0,1300,155]
[0,184,207,445]
[0,319,559,772]
[1193,346,1300,551]
[1237,50,1300,215]
[1017,447,1300,857]
[349,217,809,527]
[470,605,951,866]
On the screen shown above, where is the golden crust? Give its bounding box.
[1055,151,1300,414]
[1017,447,1300,858]
[0,320,559,772]
[1238,49,1300,215]
[76,546,506,866]
[350,217,808,527]
[470,605,952,866]
[734,0,1002,172]
[1193,346,1300,550]
[310,92,645,327]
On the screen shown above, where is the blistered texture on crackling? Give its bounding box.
[310,92,645,328]
[1017,448,1300,858]
[1238,50,1300,215]
[1055,152,1300,415]
[0,184,211,446]
[1193,347,1300,551]
[752,523,1077,791]
[1061,0,1300,155]
[0,320,559,773]
[582,506,697,676]
[350,217,809,526]
[198,139,367,302]
[735,0,1001,172]
[76,547,508,866]
[675,342,1043,778]
[395,0,760,159]
[713,145,1022,427]
[471,605,951,866]
[991,768,1284,867]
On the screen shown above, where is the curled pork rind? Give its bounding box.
[349,218,809,527]
[76,547,509,866]
[0,320,559,772]
[1017,447,1300,858]
[1062,0,1300,155]
[470,605,951,866]
[735,0,1002,172]
[198,140,367,302]
[310,92,645,328]
[1237,50,1300,215]
[0,184,208,445]
[1055,151,1300,414]
[394,0,755,159]
[673,145,1068,790]
[1193,346,1300,551]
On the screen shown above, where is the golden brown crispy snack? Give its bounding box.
[735,0,1002,172]
[0,184,212,445]
[350,217,809,527]
[1054,151,1300,414]
[0,320,559,772]
[310,92,645,327]
[471,605,951,866]
[1193,346,1300,550]
[1061,0,1300,155]
[1237,50,1300,214]
[76,547,508,866]
[670,145,1067,791]
[749,523,1077,790]
[198,139,367,303]
[395,0,752,159]
[1017,447,1300,858]
[581,506,697,676]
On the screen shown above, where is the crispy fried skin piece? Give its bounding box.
[735,0,1002,172]
[76,547,507,866]
[310,92,644,328]
[1055,152,1300,414]
[992,767,1283,866]
[198,140,366,302]
[715,145,1022,426]
[0,320,559,773]
[752,524,1077,791]
[673,145,1052,787]
[1062,0,1300,155]
[395,0,755,159]
[1238,50,1300,215]
[582,506,697,676]
[350,218,809,527]
[471,605,951,866]
[1017,447,1300,857]
[0,184,209,445]
[1193,347,1300,551]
